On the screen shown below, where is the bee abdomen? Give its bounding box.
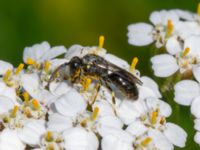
[106,72,139,100]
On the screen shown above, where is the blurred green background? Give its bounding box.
[0,0,200,149]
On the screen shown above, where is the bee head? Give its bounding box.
[69,56,83,77]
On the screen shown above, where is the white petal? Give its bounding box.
[97,115,123,133]
[0,129,25,150]
[174,80,200,106]
[101,128,133,150]
[145,97,172,117]
[42,46,67,60]
[191,96,200,118]
[105,54,130,70]
[141,76,161,98]
[148,129,174,150]
[92,100,115,117]
[23,41,50,63]
[63,127,99,150]
[21,73,54,104]
[166,36,182,55]
[54,89,87,117]
[193,65,200,83]
[150,10,179,25]
[194,132,200,145]
[0,60,13,75]
[0,82,17,104]
[0,96,14,114]
[173,9,194,21]
[127,23,154,46]
[21,73,40,99]
[164,122,187,147]
[184,35,200,56]
[65,45,83,60]
[175,22,200,40]
[49,58,68,71]
[194,119,200,131]
[49,82,72,97]
[47,113,73,132]
[117,100,146,125]
[102,135,132,150]
[138,86,157,100]
[18,119,46,146]
[126,120,148,136]
[100,116,123,129]
[151,54,179,77]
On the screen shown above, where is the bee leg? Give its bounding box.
[103,80,116,104]
[91,83,101,105]
[102,78,117,115]
[46,62,69,90]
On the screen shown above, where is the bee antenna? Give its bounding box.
[46,62,69,90]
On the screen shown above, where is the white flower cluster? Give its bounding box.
[127,4,200,145]
[0,39,187,150]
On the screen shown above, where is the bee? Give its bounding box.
[47,54,142,101]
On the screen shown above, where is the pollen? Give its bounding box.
[3,69,12,83]
[10,105,19,118]
[46,131,54,142]
[26,58,35,65]
[99,35,105,48]
[15,63,24,75]
[141,137,152,147]
[91,107,99,121]
[182,47,190,57]
[197,3,200,15]
[32,99,40,110]
[130,57,138,72]
[83,78,92,91]
[22,92,29,105]
[44,61,51,73]
[166,19,174,37]
[151,110,158,124]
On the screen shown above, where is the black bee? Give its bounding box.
[47,54,142,101]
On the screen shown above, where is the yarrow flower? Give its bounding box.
[127,4,200,146]
[127,4,200,81]
[0,36,187,149]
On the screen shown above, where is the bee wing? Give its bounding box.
[105,61,143,85]
[90,55,142,85]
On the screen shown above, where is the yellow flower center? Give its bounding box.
[10,106,18,118]
[182,47,190,57]
[130,57,138,72]
[3,69,12,83]
[91,107,99,121]
[15,63,24,75]
[166,19,174,37]
[141,137,152,147]
[32,99,40,110]
[99,35,105,48]
[22,92,29,105]
[46,131,54,142]
[197,3,200,15]
[44,61,51,73]
[151,110,158,125]
[26,58,35,65]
